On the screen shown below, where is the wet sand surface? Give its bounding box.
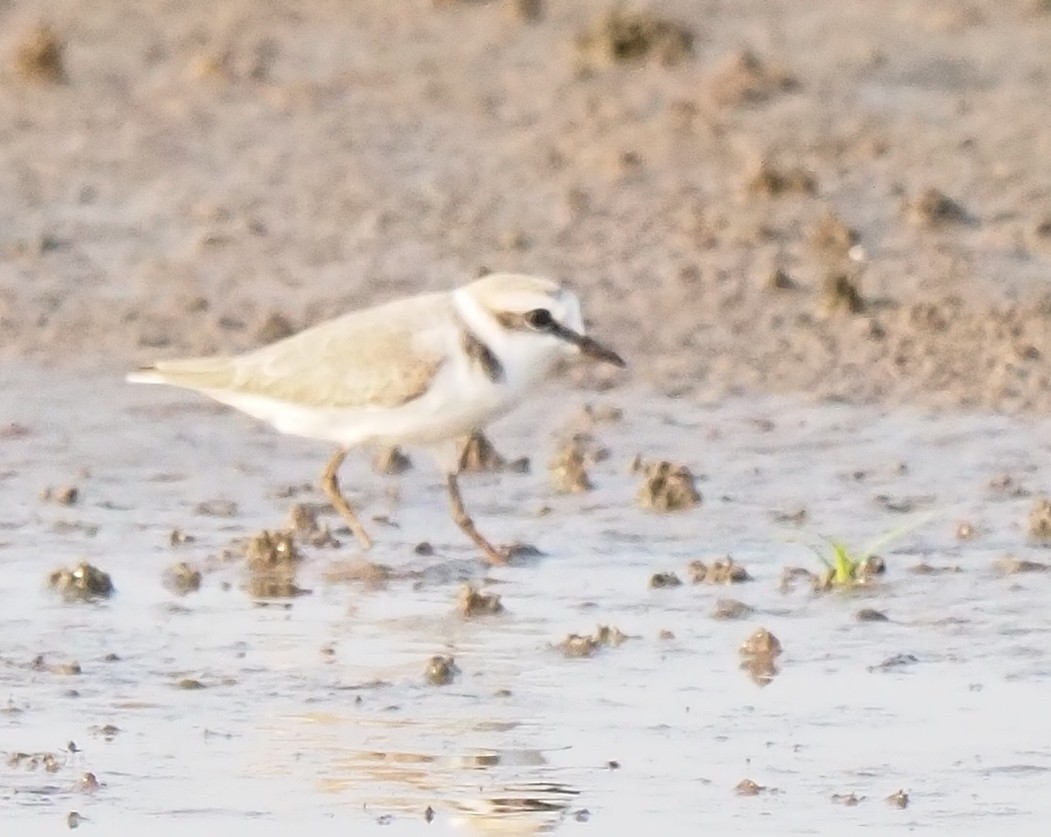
[3,363,1050,834]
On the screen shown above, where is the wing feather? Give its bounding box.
[132,292,454,409]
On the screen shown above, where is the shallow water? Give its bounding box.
[2,363,1050,835]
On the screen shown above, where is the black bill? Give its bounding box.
[550,322,627,368]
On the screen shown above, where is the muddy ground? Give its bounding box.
[3,365,1051,834]
[0,0,1049,410]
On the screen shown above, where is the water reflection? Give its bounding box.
[282,714,582,833]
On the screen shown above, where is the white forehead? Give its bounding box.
[466,272,571,314]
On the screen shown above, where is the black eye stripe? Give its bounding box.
[494,309,557,332]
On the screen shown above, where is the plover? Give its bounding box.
[128,273,625,564]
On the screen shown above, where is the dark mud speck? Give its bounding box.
[821,272,866,315]
[13,23,66,84]
[855,608,889,622]
[747,161,817,197]
[908,187,969,227]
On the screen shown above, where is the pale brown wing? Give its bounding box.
[133,292,453,409]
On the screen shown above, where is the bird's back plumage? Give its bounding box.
[129,291,455,410]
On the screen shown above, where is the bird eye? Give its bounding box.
[525,309,553,330]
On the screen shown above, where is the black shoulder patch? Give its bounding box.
[461,330,505,384]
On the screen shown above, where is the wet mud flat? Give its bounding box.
[2,362,1051,835]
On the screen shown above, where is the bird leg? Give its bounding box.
[445,473,509,566]
[320,448,373,550]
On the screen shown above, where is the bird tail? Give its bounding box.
[126,357,236,391]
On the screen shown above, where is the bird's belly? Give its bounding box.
[220,377,519,448]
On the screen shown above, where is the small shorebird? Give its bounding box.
[128,273,625,564]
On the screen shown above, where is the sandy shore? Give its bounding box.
[1,0,1049,411]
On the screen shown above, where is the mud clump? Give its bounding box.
[373,446,413,475]
[169,529,196,546]
[458,430,529,474]
[549,442,593,493]
[994,556,1050,575]
[8,751,62,772]
[689,556,751,584]
[48,562,114,602]
[578,403,623,425]
[747,162,817,197]
[246,530,301,570]
[633,459,701,511]
[164,562,202,595]
[855,608,889,622]
[558,625,628,658]
[815,554,886,591]
[709,49,797,107]
[810,212,860,258]
[738,627,781,685]
[286,503,339,548]
[649,571,682,588]
[779,565,820,592]
[868,653,919,672]
[255,311,296,344]
[712,599,755,620]
[244,530,308,598]
[425,655,460,686]
[576,8,694,68]
[41,484,79,505]
[766,268,798,291]
[458,583,504,617]
[31,654,80,675]
[195,499,238,517]
[740,627,781,657]
[886,789,909,809]
[12,23,66,84]
[832,792,863,806]
[322,558,397,589]
[909,562,962,575]
[907,188,969,227]
[506,0,544,23]
[735,778,766,796]
[1028,497,1051,541]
